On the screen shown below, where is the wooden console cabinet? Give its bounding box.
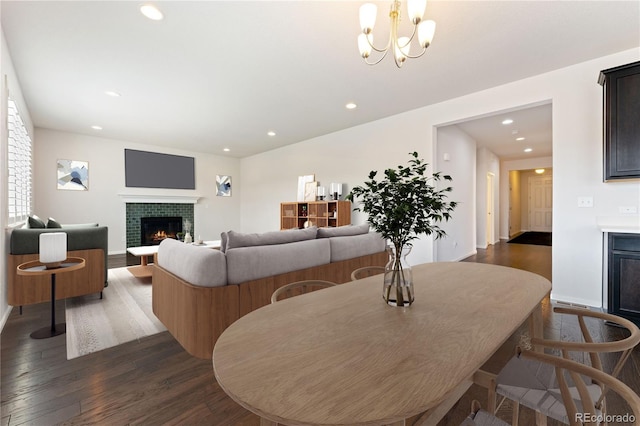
[599,61,640,181]
[608,233,640,325]
[280,200,351,230]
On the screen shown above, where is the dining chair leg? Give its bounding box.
[511,400,519,426]
[535,410,547,426]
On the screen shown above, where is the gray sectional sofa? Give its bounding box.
[152,225,388,359]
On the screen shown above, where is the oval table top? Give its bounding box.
[213,262,551,426]
[17,257,86,276]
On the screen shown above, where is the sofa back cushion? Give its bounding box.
[329,232,386,262]
[317,224,370,238]
[157,238,227,287]
[225,227,317,251]
[226,238,330,285]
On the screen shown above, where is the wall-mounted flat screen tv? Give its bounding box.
[124,149,196,189]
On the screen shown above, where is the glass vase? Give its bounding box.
[383,245,414,307]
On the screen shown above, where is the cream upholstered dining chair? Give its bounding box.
[490,307,640,426]
[270,280,337,303]
[350,266,385,281]
[463,349,640,426]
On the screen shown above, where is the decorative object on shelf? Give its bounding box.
[39,232,67,269]
[216,175,232,196]
[183,219,193,243]
[57,159,89,191]
[317,186,326,200]
[330,183,343,200]
[297,174,315,201]
[304,181,318,201]
[347,152,457,307]
[357,0,436,68]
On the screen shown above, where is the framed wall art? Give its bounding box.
[57,159,89,191]
[297,174,315,201]
[216,175,232,196]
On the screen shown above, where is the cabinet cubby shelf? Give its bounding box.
[280,201,351,230]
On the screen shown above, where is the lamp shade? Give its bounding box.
[418,19,436,48]
[359,3,377,33]
[358,33,373,58]
[394,37,411,63]
[407,0,427,24]
[39,232,67,268]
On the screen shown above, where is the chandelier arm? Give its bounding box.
[365,33,392,53]
[401,45,428,59]
[364,49,390,66]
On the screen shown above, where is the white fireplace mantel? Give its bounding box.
[118,193,201,204]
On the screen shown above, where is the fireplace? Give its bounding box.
[140,216,182,245]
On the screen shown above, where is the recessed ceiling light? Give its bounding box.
[140,4,163,20]
[346,103,357,110]
[104,91,121,97]
[223,148,230,152]
[267,131,276,137]
[516,137,525,141]
[502,119,513,125]
[91,125,103,130]
[535,169,545,174]
[524,148,533,153]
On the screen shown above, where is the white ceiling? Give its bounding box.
[2,1,638,159]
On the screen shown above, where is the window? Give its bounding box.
[7,98,32,225]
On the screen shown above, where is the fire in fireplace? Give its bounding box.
[140,216,182,245]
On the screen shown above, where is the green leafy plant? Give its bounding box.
[347,152,457,305]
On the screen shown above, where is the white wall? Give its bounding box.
[434,125,477,261]
[241,48,640,308]
[476,147,500,248]
[33,129,241,254]
[1,27,34,329]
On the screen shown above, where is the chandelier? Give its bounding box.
[357,0,436,68]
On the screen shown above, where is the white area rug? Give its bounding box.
[65,267,166,360]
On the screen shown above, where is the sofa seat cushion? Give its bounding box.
[317,224,369,238]
[225,227,318,251]
[226,238,330,285]
[157,238,227,287]
[329,232,386,262]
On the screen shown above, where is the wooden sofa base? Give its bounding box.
[8,249,106,306]
[152,251,388,359]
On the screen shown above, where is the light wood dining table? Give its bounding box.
[213,262,551,426]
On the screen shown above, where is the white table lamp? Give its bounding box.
[330,183,342,200]
[39,232,67,269]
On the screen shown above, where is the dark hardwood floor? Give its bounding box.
[2,242,638,425]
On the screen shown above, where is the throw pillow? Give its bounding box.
[46,217,62,228]
[317,223,370,238]
[28,215,46,228]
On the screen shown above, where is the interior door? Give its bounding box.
[529,175,553,232]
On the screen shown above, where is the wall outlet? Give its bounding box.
[619,206,638,214]
[578,196,594,208]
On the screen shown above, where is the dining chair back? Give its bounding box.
[350,266,385,281]
[270,280,337,303]
[494,307,640,425]
[467,349,640,426]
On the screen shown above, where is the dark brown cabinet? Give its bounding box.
[599,61,640,181]
[608,233,640,325]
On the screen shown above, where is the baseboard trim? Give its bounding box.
[0,305,13,334]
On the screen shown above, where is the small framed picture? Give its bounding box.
[297,174,315,201]
[216,175,232,196]
[304,181,317,201]
[57,159,89,191]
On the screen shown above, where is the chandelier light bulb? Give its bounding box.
[418,20,436,47]
[394,36,411,63]
[358,33,373,58]
[407,0,427,24]
[359,3,377,34]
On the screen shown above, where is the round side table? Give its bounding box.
[17,257,86,339]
